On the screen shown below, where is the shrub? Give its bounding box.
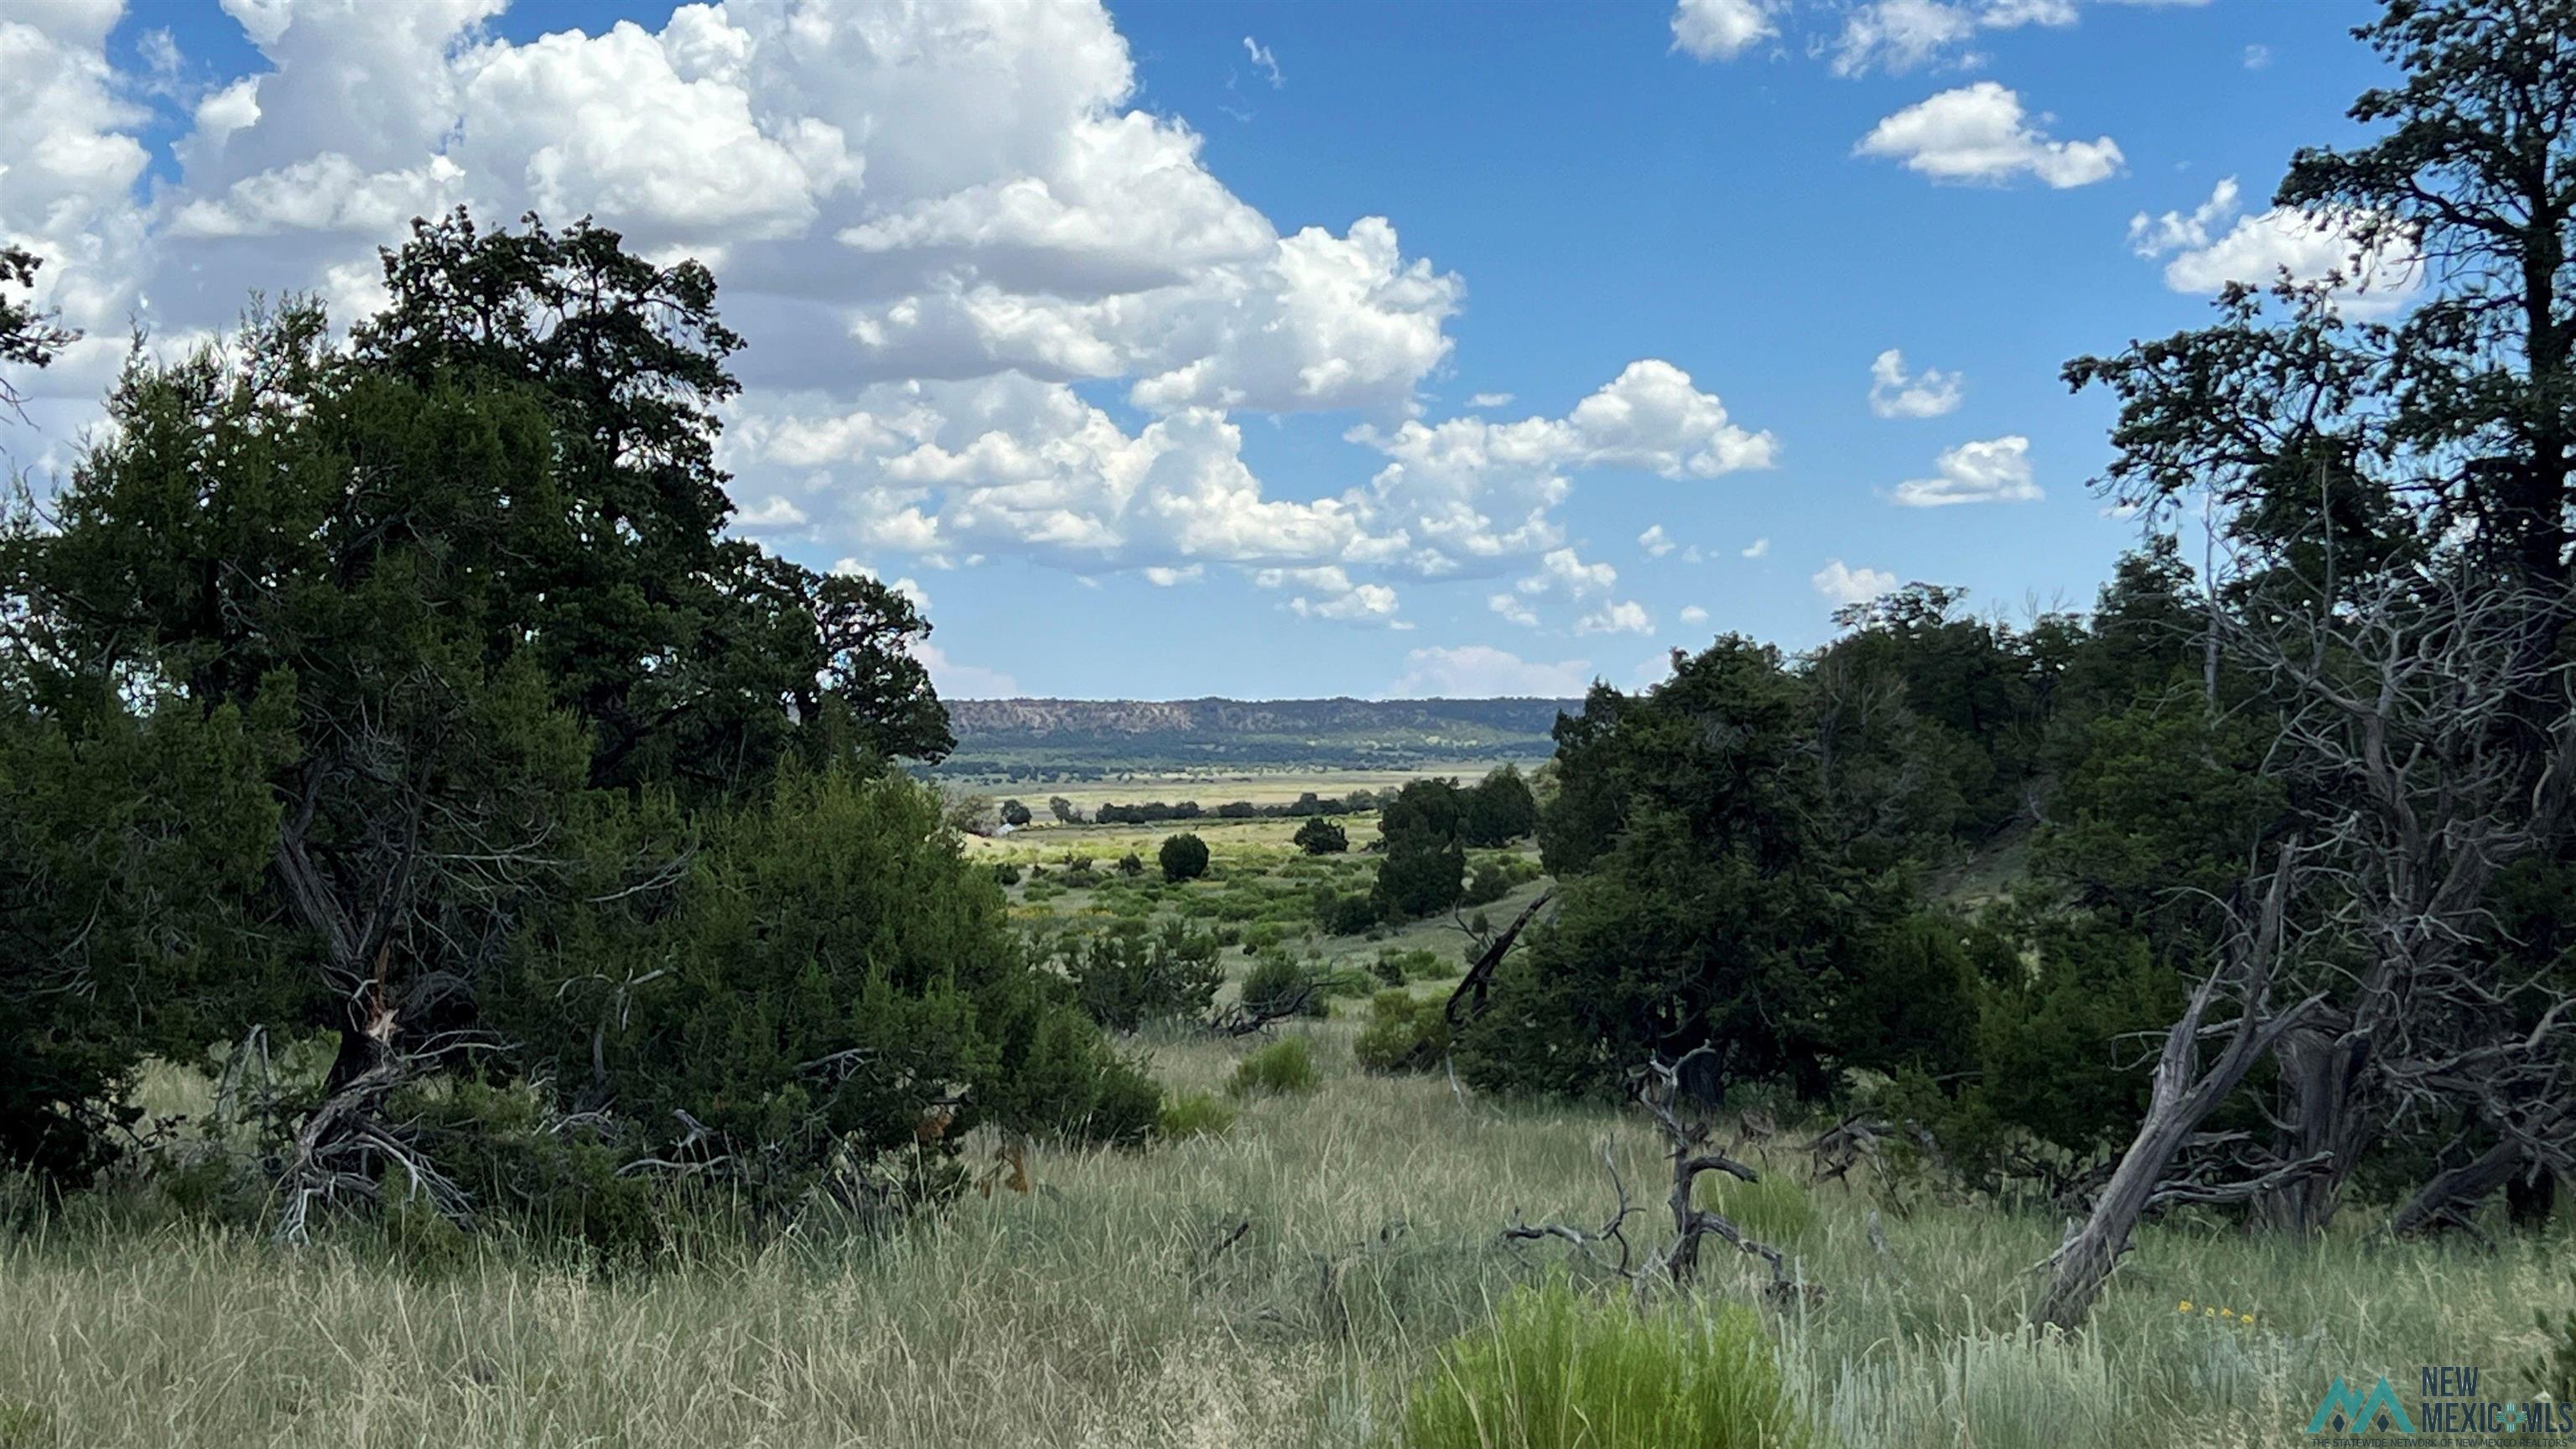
[992,861,1022,886]
[1117,852,1144,877]
[493,767,1160,1202]
[1318,891,1382,937]
[1698,1171,1815,1242]
[1157,1091,1239,1141]
[1369,953,1410,987]
[1315,967,1380,1003]
[1353,990,1450,1073]
[1463,860,1513,906]
[1293,817,1350,854]
[1397,1280,1810,1449]
[1239,953,1329,1019]
[1060,922,1225,1032]
[1160,832,1211,883]
[1229,1036,1319,1098]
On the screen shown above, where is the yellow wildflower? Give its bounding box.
[2179,1300,2193,1313]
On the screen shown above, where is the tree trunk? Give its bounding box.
[2031,1092,2208,1331]
[2390,1139,2525,1239]
[2254,1020,2372,1233]
[2506,1168,2558,1229]
[2033,852,2309,1332]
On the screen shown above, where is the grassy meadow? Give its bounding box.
[1,777,2563,1448]
[2,1015,2562,1447]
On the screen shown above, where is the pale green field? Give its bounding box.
[961,811,1375,862]
[1,1016,2560,1449]
[957,764,1540,818]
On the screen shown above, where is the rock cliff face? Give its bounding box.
[938,697,1577,772]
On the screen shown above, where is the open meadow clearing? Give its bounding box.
[3,1007,2564,1448]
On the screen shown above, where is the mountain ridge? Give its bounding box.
[937,696,1579,773]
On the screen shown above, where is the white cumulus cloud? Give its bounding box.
[1575,600,1654,636]
[1868,348,1966,418]
[1813,558,1898,605]
[2130,178,2421,317]
[1857,82,2122,188]
[1893,435,2041,506]
[1671,0,1775,60]
[1388,645,1592,699]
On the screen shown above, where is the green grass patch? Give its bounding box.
[1398,1279,1812,1449]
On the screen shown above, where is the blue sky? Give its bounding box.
[7,0,2404,699]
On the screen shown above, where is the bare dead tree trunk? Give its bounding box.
[1443,889,1553,1029]
[2033,849,2320,1331]
[1633,1049,1794,1294]
[2254,1018,2374,1233]
[2388,1087,2576,1239]
[1503,1049,1800,1300]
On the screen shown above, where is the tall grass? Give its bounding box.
[0,1021,2563,1447]
[1398,1280,1810,1449]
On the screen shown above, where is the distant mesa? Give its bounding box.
[937,696,1576,774]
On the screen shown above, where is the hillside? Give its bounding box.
[937,695,1577,776]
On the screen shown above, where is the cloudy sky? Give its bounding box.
[3,0,2407,699]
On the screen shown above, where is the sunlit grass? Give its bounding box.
[2,1021,2562,1447]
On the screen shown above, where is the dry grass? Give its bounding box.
[2,1022,2562,1447]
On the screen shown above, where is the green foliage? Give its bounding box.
[1239,953,1330,1020]
[1057,922,1224,1033]
[1462,860,1514,907]
[1814,583,2050,849]
[1158,833,1211,883]
[1463,638,1914,1100]
[1228,1036,1319,1098]
[1872,911,2182,1189]
[1317,891,1382,937]
[1154,1091,1238,1141]
[1837,915,1984,1081]
[0,697,283,1182]
[402,1078,681,1263]
[1374,778,1467,920]
[1,210,962,1212]
[494,766,1160,1193]
[1292,816,1349,854]
[992,862,1022,886]
[1462,763,1540,847]
[1353,991,1450,1074]
[1117,852,1144,877]
[1396,1280,1810,1449]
